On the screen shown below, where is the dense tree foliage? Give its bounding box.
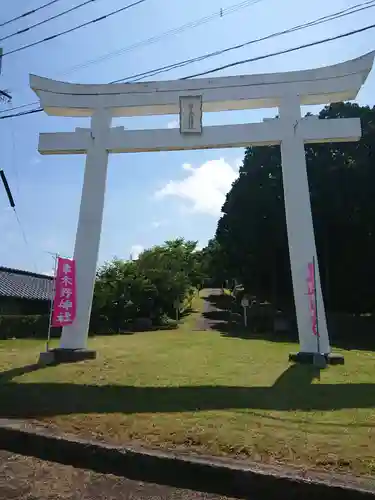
[91,238,205,332]
[198,238,231,287]
[215,102,375,314]
[91,102,375,335]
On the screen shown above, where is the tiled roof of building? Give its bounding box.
[0,266,54,301]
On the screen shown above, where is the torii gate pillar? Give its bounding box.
[59,109,112,352]
[279,95,330,362]
[31,51,374,364]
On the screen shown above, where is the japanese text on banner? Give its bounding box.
[51,257,77,327]
[307,262,318,336]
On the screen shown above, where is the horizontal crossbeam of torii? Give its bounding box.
[39,117,360,154]
[31,51,375,362]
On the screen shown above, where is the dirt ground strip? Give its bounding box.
[0,449,236,500]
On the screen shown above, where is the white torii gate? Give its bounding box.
[31,51,374,363]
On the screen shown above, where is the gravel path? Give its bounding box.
[0,450,235,500]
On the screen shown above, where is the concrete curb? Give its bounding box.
[0,419,373,499]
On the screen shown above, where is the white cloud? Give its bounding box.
[167,119,179,129]
[151,219,167,229]
[154,158,239,216]
[130,244,144,260]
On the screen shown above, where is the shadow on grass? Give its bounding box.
[1,363,375,420]
[202,293,375,351]
[0,363,55,383]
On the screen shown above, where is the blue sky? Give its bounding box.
[0,0,374,274]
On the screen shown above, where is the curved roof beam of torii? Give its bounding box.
[30,51,375,118]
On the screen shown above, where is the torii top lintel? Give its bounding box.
[30,52,375,118]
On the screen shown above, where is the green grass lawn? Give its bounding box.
[0,299,375,478]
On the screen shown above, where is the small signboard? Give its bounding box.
[306,262,318,336]
[51,257,77,327]
[241,297,249,308]
[241,296,249,327]
[179,95,203,134]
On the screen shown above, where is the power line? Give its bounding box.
[183,22,375,79]
[0,0,261,111]
[112,0,375,82]
[0,107,42,119]
[110,57,207,83]
[0,101,38,114]
[58,0,265,77]
[13,207,36,267]
[1,170,39,272]
[0,0,63,28]
[1,0,149,58]
[1,0,373,115]
[0,0,103,44]
[1,20,374,119]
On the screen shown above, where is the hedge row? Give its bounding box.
[89,314,178,335]
[0,314,178,340]
[0,315,61,340]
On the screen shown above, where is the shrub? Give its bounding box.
[180,287,197,313]
[0,315,61,340]
[89,314,113,335]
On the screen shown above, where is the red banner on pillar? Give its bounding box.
[51,257,77,327]
[307,261,318,336]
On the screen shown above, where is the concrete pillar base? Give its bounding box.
[38,351,56,366]
[38,348,96,365]
[289,351,344,365]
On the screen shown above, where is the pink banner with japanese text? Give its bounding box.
[51,257,77,327]
[307,261,318,336]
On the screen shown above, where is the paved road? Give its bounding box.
[195,288,230,331]
[0,450,235,500]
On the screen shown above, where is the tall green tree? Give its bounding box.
[92,259,157,331]
[91,238,208,332]
[136,238,199,314]
[216,102,375,313]
[199,238,232,287]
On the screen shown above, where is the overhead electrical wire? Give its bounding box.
[183,22,375,79]
[114,0,375,82]
[0,0,63,28]
[59,0,265,77]
[0,169,36,271]
[0,108,43,118]
[0,108,42,118]
[2,0,373,99]
[0,101,38,114]
[2,22,374,121]
[32,0,375,83]
[1,4,374,120]
[0,0,265,113]
[0,0,104,44]
[1,0,149,58]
